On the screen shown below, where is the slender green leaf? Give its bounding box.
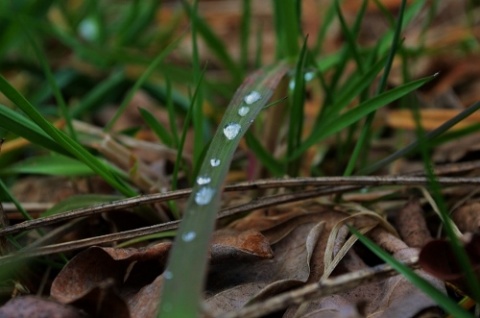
[1,154,94,176]
[139,107,173,147]
[159,61,289,317]
[42,194,122,217]
[104,37,181,131]
[291,72,436,161]
[0,105,69,156]
[0,74,137,196]
[350,227,473,318]
[287,37,308,176]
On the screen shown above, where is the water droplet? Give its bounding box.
[304,71,315,82]
[244,91,261,105]
[164,270,173,280]
[223,123,241,140]
[196,176,211,185]
[195,187,215,205]
[238,106,250,117]
[182,231,196,242]
[210,158,221,167]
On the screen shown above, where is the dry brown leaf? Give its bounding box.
[206,221,324,315]
[419,233,480,292]
[211,228,274,262]
[395,199,432,248]
[0,296,86,318]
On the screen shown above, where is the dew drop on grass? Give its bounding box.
[223,123,241,140]
[244,91,261,104]
[164,270,173,280]
[182,231,196,242]
[210,158,221,167]
[196,176,211,185]
[238,106,250,117]
[195,187,215,205]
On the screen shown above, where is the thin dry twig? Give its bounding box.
[1,176,479,236]
[218,256,419,318]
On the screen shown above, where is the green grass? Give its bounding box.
[0,0,478,317]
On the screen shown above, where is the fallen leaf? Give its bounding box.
[0,295,86,318]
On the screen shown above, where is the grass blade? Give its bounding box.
[290,73,437,160]
[139,108,173,147]
[350,227,473,318]
[158,61,289,317]
[0,75,137,197]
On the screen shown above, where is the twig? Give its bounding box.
[1,176,480,236]
[219,256,419,318]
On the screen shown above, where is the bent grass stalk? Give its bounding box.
[158,61,289,317]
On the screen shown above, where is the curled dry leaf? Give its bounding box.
[211,228,273,262]
[395,199,433,248]
[51,242,171,318]
[206,221,324,315]
[288,224,444,318]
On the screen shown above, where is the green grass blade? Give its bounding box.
[359,100,480,174]
[0,105,69,156]
[104,37,181,131]
[189,0,205,169]
[412,101,480,302]
[240,0,251,70]
[20,21,77,140]
[158,61,289,317]
[1,154,94,176]
[292,61,432,161]
[343,0,407,176]
[0,75,137,197]
[286,37,308,176]
[139,107,173,147]
[70,70,125,118]
[273,0,300,60]
[245,132,284,176]
[350,227,473,318]
[334,0,364,73]
[181,0,242,83]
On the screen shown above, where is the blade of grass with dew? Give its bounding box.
[350,227,473,318]
[158,61,289,317]
[181,0,242,84]
[0,105,70,156]
[104,37,181,131]
[411,101,480,302]
[343,0,407,176]
[0,75,137,197]
[287,37,308,176]
[359,100,480,175]
[290,72,436,161]
[138,108,174,147]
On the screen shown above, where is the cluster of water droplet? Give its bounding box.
[193,91,264,210]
